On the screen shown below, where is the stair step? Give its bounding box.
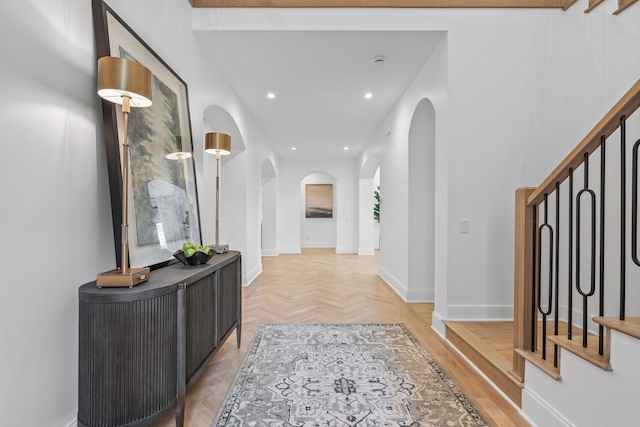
[446,322,523,407]
[514,347,561,380]
[514,320,610,379]
[614,0,639,15]
[548,333,611,371]
[593,316,640,340]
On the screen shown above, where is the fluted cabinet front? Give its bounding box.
[186,273,217,379]
[78,294,177,427]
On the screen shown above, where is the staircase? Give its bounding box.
[512,79,640,426]
[522,319,640,426]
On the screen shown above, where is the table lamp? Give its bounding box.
[96,56,153,288]
[204,132,231,254]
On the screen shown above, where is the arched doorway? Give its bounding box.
[407,98,436,302]
[359,157,381,255]
[261,158,277,256]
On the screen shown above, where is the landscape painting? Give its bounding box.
[305,184,333,218]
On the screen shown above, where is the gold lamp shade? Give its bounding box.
[205,132,231,155]
[97,56,152,107]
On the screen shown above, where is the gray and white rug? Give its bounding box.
[213,323,488,426]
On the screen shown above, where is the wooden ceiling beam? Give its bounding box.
[188,0,572,8]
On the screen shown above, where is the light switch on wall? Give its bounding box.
[460,219,470,234]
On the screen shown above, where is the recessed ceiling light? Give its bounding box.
[364,92,373,99]
[267,92,276,99]
[344,147,349,151]
[291,147,296,151]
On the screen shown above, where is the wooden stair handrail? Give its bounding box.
[527,79,640,207]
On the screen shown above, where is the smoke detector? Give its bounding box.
[374,55,385,65]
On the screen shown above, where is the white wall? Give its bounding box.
[278,157,359,254]
[1,1,107,425]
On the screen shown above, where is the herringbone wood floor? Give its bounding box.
[155,248,529,427]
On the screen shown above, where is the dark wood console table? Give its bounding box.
[78,251,241,427]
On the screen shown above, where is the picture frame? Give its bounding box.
[92,0,203,269]
[305,184,333,218]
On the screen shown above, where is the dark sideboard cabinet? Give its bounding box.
[77,251,242,427]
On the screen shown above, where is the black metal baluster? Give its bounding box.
[537,194,554,360]
[576,153,597,348]
[568,169,574,340]
[554,182,560,367]
[631,137,640,267]
[531,204,538,352]
[599,136,606,355]
[621,116,627,321]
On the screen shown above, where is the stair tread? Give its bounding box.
[514,347,561,380]
[593,316,640,340]
[447,322,515,377]
[548,334,611,371]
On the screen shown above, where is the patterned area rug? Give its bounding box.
[213,323,488,426]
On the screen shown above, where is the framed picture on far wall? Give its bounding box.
[305,184,333,218]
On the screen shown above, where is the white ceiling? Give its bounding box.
[195,31,443,158]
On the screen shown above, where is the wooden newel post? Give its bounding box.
[513,187,536,381]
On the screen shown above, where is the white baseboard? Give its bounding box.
[431,310,447,338]
[336,246,357,254]
[406,287,434,303]
[261,249,279,256]
[279,247,301,254]
[358,248,375,255]
[378,266,407,301]
[244,263,262,286]
[522,386,573,427]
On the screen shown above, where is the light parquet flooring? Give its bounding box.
[155,248,529,427]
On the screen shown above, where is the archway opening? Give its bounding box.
[261,158,277,256]
[359,157,381,256]
[408,98,436,302]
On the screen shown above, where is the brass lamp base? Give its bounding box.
[211,244,228,254]
[97,266,150,288]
